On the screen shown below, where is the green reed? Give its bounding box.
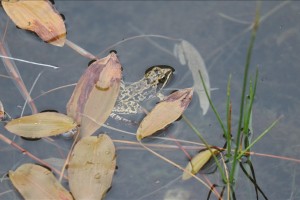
[184,2,282,199]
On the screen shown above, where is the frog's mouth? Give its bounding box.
[158,69,173,87]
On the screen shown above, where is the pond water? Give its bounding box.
[0,1,300,199]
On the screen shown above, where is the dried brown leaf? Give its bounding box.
[136,88,193,140]
[182,148,219,180]
[67,52,122,138]
[68,134,116,200]
[9,163,73,200]
[2,0,66,46]
[5,112,77,138]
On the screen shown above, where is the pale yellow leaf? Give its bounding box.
[5,112,77,138]
[9,163,73,200]
[182,148,219,180]
[136,88,193,140]
[2,0,66,46]
[68,134,116,200]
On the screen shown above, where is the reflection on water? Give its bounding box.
[1,1,300,199]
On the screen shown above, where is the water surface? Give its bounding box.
[0,1,299,199]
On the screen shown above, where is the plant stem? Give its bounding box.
[229,3,261,184]
[226,74,232,157]
[182,115,227,183]
[238,116,282,159]
[244,69,259,133]
[199,71,227,136]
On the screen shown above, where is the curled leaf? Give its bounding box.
[68,134,116,200]
[5,112,77,138]
[0,100,4,121]
[9,163,73,200]
[2,0,66,46]
[182,148,219,180]
[67,52,122,138]
[173,40,211,115]
[136,88,193,140]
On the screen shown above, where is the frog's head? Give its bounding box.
[144,65,175,88]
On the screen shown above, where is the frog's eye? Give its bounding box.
[159,77,166,84]
[159,70,174,84]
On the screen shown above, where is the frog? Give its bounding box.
[112,65,174,115]
[62,65,174,139]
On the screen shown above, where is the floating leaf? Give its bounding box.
[173,40,211,115]
[67,52,122,138]
[5,112,77,138]
[173,43,186,65]
[68,134,116,200]
[2,0,66,46]
[9,163,73,200]
[136,88,193,140]
[0,100,4,121]
[182,148,219,180]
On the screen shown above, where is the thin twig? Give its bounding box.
[207,1,291,62]
[138,141,222,199]
[0,133,67,179]
[58,128,81,183]
[97,34,181,57]
[218,13,252,25]
[33,83,76,101]
[65,39,97,60]
[0,190,13,197]
[0,43,38,114]
[136,176,181,200]
[249,152,300,164]
[0,54,59,69]
[20,71,43,117]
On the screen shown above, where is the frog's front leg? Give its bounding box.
[156,92,165,101]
